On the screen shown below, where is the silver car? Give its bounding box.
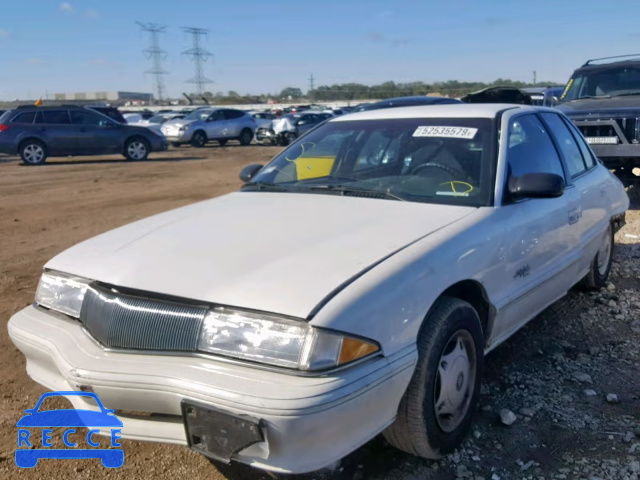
[161,108,255,147]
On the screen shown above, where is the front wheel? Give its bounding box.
[190,131,207,148]
[581,223,613,289]
[124,138,149,161]
[384,296,484,459]
[20,140,47,165]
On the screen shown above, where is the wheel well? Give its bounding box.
[441,280,492,340]
[19,137,46,152]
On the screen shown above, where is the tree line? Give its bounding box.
[200,78,562,104]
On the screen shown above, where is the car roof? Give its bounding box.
[331,103,542,122]
[573,58,640,74]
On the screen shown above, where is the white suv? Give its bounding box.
[161,107,255,147]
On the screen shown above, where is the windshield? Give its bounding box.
[184,109,212,121]
[562,65,640,101]
[245,118,495,207]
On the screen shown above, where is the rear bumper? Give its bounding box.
[8,306,416,473]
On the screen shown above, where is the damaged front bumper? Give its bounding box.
[8,306,416,474]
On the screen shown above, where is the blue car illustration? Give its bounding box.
[16,391,124,468]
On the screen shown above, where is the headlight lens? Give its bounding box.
[178,124,191,131]
[35,270,90,318]
[198,308,379,371]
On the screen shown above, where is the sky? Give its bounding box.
[1,0,640,100]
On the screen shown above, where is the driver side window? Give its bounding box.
[507,115,564,178]
[207,111,224,122]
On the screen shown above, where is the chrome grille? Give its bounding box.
[80,284,207,351]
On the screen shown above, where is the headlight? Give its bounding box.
[35,270,90,318]
[198,308,379,371]
[178,124,191,131]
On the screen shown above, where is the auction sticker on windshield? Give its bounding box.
[413,126,477,139]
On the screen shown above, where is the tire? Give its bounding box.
[218,139,228,146]
[580,223,613,290]
[124,137,150,161]
[383,296,484,459]
[191,131,207,148]
[19,140,47,165]
[283,132,296,146]
[239,129,253,146]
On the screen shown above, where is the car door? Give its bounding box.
[220,110,244,138]
[69,109,119,154]
[490,113,580,343]
[541,113,609,275]
[33,110,77,155]
[204,110,224,139]
[296,114,320,135]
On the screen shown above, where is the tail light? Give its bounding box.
[0,124,9,132]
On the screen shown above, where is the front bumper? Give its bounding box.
[162,130,193,144]
[8,306,415,474]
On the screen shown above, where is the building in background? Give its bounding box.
[51,91,153,104]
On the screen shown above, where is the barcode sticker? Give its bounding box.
[413,126,477,139]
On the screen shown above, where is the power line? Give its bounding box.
[136,22,168,103]
[182,27,213,96]
[308,73,315,100]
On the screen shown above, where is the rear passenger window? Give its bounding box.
[12,112,36,124]
[224,110,244,120]
[36,110,71,125]
[566,119,596,169]
[507,115,564,178]
[540,113,586,177]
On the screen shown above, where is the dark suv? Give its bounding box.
[557,54,640,177]
[0,105,168,165]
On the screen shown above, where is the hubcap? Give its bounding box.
[597,225,612,276]
[24,144,44,163]
[434,329,477,433]
[128,142,147,160]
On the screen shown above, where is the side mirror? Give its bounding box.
[296,120,307,126]
[239,164,263,183]
[508,173,565,199]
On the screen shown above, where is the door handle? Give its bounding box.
[568,207,582,225]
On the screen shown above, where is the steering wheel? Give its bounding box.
[411,162,467,180]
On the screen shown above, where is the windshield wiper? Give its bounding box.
[242,182,291,192]
[609,91,640,97]
[577,95,611,100]
[305,185,407,201]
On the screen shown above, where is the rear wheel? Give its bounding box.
[20,140,47,165]
[124,138,149,161]
[191,131,207,148]
[581,223,613,289]
[239,129,253,146]
[384,296,484,459]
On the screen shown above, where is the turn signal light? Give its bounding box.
[0,124,10,132]
[339,337,380,365]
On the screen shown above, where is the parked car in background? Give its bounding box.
[86,106,127,124]
[557,54,640,177]
[462,86,532,104]
[255,111,333,145]
[522,87,565,106]
[123,113,144,124]
[161,107,255,147]
[129,112,185,135]
[250,111,277,130]
[0,105,168,164]
[8,104,628,474]
[353,96,462,112]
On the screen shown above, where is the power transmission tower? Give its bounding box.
[136,22,168,103]
[308,73,315,100]
[182,27,213,96]
[533,70,537,86]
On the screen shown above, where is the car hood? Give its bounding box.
[162,118,198,129]
[558,96,640,117]
[46,192,476,318]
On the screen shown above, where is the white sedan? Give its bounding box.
[8,104,629,474]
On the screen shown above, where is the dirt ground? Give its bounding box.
[0,147,638,480]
